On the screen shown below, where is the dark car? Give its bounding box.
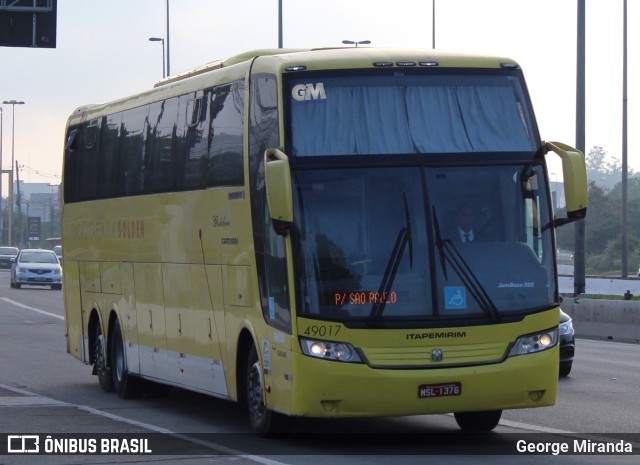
[0,246,19,269]
[559,310,575,377]
[53,245,62,262]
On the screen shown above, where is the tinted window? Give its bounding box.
[99,113,122,198]
[183,91,209,190]
[288,72,537,156]
[146,98,179,193]
[119,105,149,196]
[208,82,244,186]
[63,79,246,203]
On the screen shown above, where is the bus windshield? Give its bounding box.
[295,164,555,323]
[289,71,537,156]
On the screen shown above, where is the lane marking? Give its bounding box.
[0,382,290,465]
[0,395,68,407]
[1,382,639,459]
[498,418,575,434]
[0,297,64,320]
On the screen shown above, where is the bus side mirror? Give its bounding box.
[265,148,294,234]
[545,141,588,226]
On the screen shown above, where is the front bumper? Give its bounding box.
[559,334,575,364]
[286,346,558,418]
[14,272,62,285]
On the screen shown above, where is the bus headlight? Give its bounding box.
[508,329,558,357]
[300,338,362,363]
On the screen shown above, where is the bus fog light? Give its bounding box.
[300,338,362,363]
[508,329,558,357]
[528,390,545,402]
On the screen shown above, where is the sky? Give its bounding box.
[0,0,637,194]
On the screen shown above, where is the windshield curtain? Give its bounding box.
[295,165,555,323]
[289,73,537,156]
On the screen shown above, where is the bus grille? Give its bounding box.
[362,342,508,368]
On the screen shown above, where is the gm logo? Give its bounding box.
[292,83,327,102]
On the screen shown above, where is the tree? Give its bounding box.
[586,146,634,191]
[554,146,640,274]
[554,179,640,274]
[555,181,614,255]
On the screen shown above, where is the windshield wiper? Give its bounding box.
[432,207,500,322]
[370,193,413,318]
[432,206,448,280]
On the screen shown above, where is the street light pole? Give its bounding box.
[432,0,436,49]
[0,107,3,245]
[278,0,283,48]
[166,0,171,76]
[2,100,25,247]
[149,37,166,78]
[573,1,586,296]
[621,0,628,278]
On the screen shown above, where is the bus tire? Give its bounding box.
[94,322,113,393]
[245,344,289,435]
[109,319,141,399]
[454,410,502,432]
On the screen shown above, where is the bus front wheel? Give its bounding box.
[245,344,289,434]
[454,410,502,432]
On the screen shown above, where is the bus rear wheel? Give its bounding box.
[245,344,289,435]
[109,319,141,399]
[454,410,502,432]
[94,322,113,393]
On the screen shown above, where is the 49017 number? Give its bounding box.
[302,324,342,337]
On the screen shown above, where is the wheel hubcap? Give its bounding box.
[248,361,265,417]
[95,335,106,373]
[114,343,124,381]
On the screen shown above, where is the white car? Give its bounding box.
[10,248,62,290]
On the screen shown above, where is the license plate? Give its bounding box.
[418,382,461,398]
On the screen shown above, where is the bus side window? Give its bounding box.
[208,81,244,187]
[522,173,544,262]
[99,113,121,199]
[263,202,291,332]
[184,91,209,190]
[146,98,179,193]
[118,105,149,196]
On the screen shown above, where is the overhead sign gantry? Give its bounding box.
[0,0,57,48]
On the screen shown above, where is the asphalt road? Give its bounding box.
[0,270,638,464]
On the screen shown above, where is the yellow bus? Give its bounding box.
[62,47,587,434]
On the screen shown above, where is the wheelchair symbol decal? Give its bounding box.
[445,287,467,310]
